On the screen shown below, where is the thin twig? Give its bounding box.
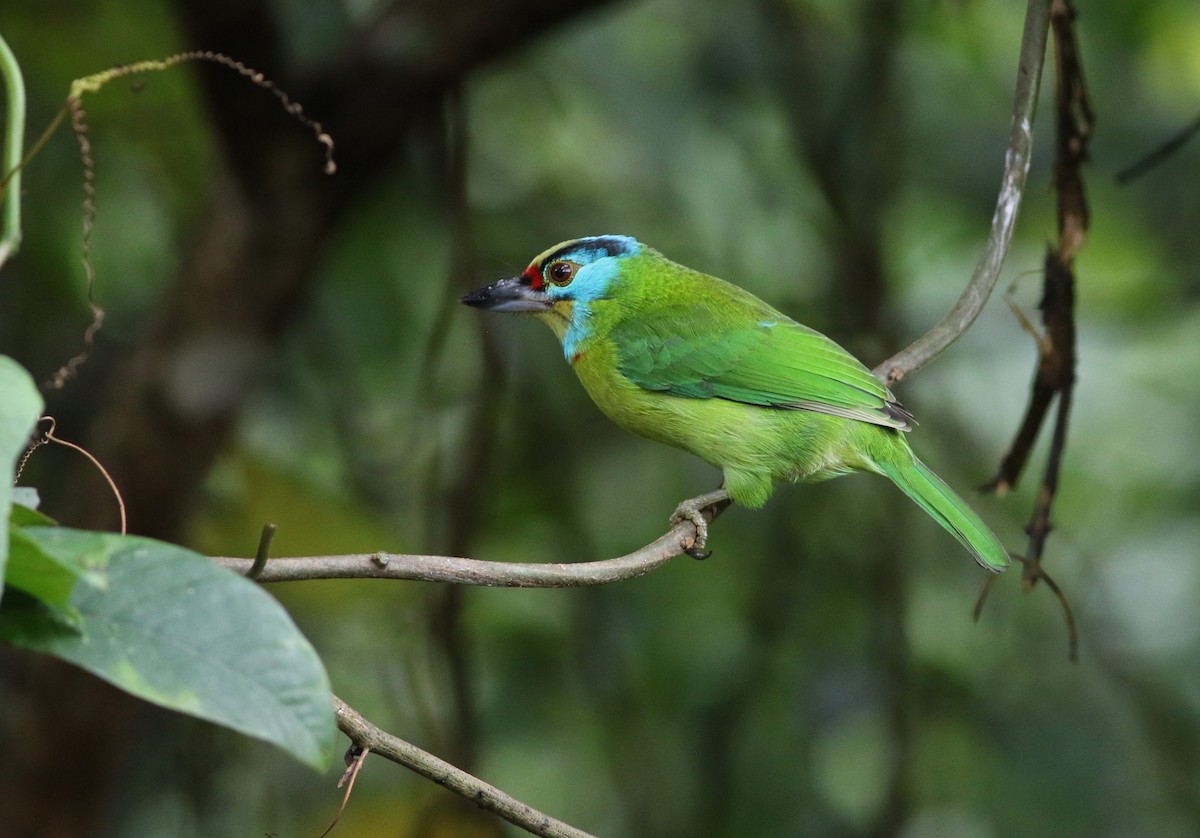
[45,97,106,390]
[213,503,725,587]
[1020,552,1079,661]
[246,522,277,579]
[1115,110,1200,184]
[972,551,1078,660]
[972,574,998,623]
[35,416,127,534]
[333,695,597,838]
[873,0,1051,385]
[67,51,335,175]
[318,744,369,838]
[46,50,337,390]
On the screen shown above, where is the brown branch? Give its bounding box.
[873,0,1051,386]
[978,0,1090,658]
[213,504,726,586]
[423,87,490,773]
[987,0,1088,508]
[332,695,597,838]
[318,744,367,838]
[973,547,1079,660]
[983,251,1078,494]
[34,416,127,534]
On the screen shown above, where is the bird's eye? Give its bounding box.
[547,261,574,285]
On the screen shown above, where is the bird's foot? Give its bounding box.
[670,488,731,560]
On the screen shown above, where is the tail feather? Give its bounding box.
[874,453,1010,572]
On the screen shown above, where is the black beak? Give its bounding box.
[460,276,552,313]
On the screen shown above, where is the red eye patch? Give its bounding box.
[523,265,545,292]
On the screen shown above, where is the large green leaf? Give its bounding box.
[3,525,106,623]
[0,528,335,770]
[0,356,43,602]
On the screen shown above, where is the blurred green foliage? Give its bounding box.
[4,0,1200,836]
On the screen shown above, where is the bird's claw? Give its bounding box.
[670,490,728,559]
[670,499,710,554]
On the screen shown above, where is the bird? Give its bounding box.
[462,235,1009,572]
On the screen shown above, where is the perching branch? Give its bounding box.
[214,505,725,586]
[332,695,597,838]
[872,0,1051,386]
[218,508,722,837]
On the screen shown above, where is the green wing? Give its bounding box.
[613,303,912,430]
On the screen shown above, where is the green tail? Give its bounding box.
[874,453,1010,572]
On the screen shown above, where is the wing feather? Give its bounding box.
[612,302,912,430]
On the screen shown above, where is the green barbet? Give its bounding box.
[462,235,1009,571]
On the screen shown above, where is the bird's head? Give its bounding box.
[461,236,641,319]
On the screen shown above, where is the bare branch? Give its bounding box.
[214,507,723,587]
[975,0,1090,660]
[873,0,1051,386]
[332,695,598,838]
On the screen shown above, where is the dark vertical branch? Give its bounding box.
[980,0,1090,659]
[425,87,487,772]
[1019,256,1076,564]
[985,0,1090,493]
[983,247,1078,497]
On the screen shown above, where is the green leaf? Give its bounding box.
[0,355,43,603]
[3,527,94,624]
[0,528,335,769]
[10,502,56,527]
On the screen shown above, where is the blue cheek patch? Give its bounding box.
[556,258,622,361]
[540,235,640,361]
[556,258,618,302]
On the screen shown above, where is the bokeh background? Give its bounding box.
[3,0,1200,835]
